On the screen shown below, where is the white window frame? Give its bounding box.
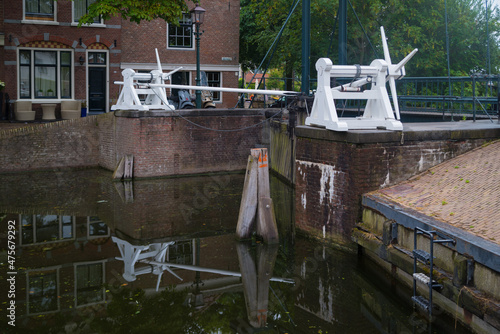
[87,216,110,239]
[26,266,61,315]
[205,71,223,103]
[18,214,76,246]
[74,260,106,308]
[22,0,59,25]
[167,13,195,50]
[17,48,75,102]
[71,0,105,27]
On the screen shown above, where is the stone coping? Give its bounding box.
[362,194,500,273]
[114,108,270,118]
[296,120,500,144]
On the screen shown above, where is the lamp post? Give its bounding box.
[190,3,205,109]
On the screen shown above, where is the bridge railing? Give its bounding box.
[242,75,499,121]
[396,76,499,120]
[317,75,499,120]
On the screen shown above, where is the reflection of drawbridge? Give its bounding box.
[112,237,293,288]
[112,236,294,329]
[112,237,182,291]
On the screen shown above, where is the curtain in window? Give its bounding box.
[25,0,38,13]
[74,0,99,23]
[74,0,86,21]
[34,51,56,98]
[40,0,53,14]
[25,0,54,15]
[20,51,31,98]
[60,52,71,98]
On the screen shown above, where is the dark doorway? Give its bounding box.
[88,67,106,113]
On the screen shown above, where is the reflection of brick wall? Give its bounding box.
[295,132,494,242]
[0,170,244,239]
[101,174,244,240]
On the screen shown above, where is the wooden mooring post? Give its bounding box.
[236,148,279,244]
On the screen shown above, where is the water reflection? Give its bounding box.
[0,169,469,333]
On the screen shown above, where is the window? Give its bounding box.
[27,270,58,314]
[75,262,105,307]
[25,0,55,21]
[87,216,110,239]
[88,52,106,65]
[167,13,193,49]
[206,72,221,101]
[167,240,194,265]
[73,0,101,24]
[18,49,73,100]
[171,71,191,97]
[19,214,74,245]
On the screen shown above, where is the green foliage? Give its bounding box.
[76,0,188,26]
[240,0,500,80]
[91,285,192,333]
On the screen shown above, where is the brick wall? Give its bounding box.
[120,0,240,108]
[121,0,239,67]
[103,110,266,178]
[3,1,122,104]
[0,110,267,177]
[0,118,101,173]
[294,127,499,241]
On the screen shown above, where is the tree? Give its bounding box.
[240,0,500,80]
[77,0,188,26]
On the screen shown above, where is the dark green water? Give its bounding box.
[0,169,469,333]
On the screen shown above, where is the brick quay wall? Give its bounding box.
[292,122,500,244]
[0,109,268,177]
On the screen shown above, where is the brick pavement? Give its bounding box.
[375,139,500,245]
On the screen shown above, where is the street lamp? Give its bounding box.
[190,3,206,109]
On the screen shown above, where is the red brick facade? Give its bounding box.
[1,0,240,119]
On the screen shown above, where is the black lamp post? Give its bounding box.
[190,3,205,109]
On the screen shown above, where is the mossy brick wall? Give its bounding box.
[294,134,492,240]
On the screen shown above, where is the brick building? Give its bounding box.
[0,0,240,119]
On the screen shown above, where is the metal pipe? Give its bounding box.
[139,259,295,284]
[146,83,301,97]
[301,0,311,94]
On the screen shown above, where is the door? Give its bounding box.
[88,67,106,113]
[87,51,107,113]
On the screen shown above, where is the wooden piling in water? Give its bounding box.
[236,148,279,243]
[236,155,259,239]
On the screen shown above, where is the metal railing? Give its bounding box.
[396,75,500,120]
[241,75,500,121]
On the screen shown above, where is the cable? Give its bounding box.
[149,89,286,132]
[236,0,301,108]
[348,0,379,58]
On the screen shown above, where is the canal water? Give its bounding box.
[0,169,469,333]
